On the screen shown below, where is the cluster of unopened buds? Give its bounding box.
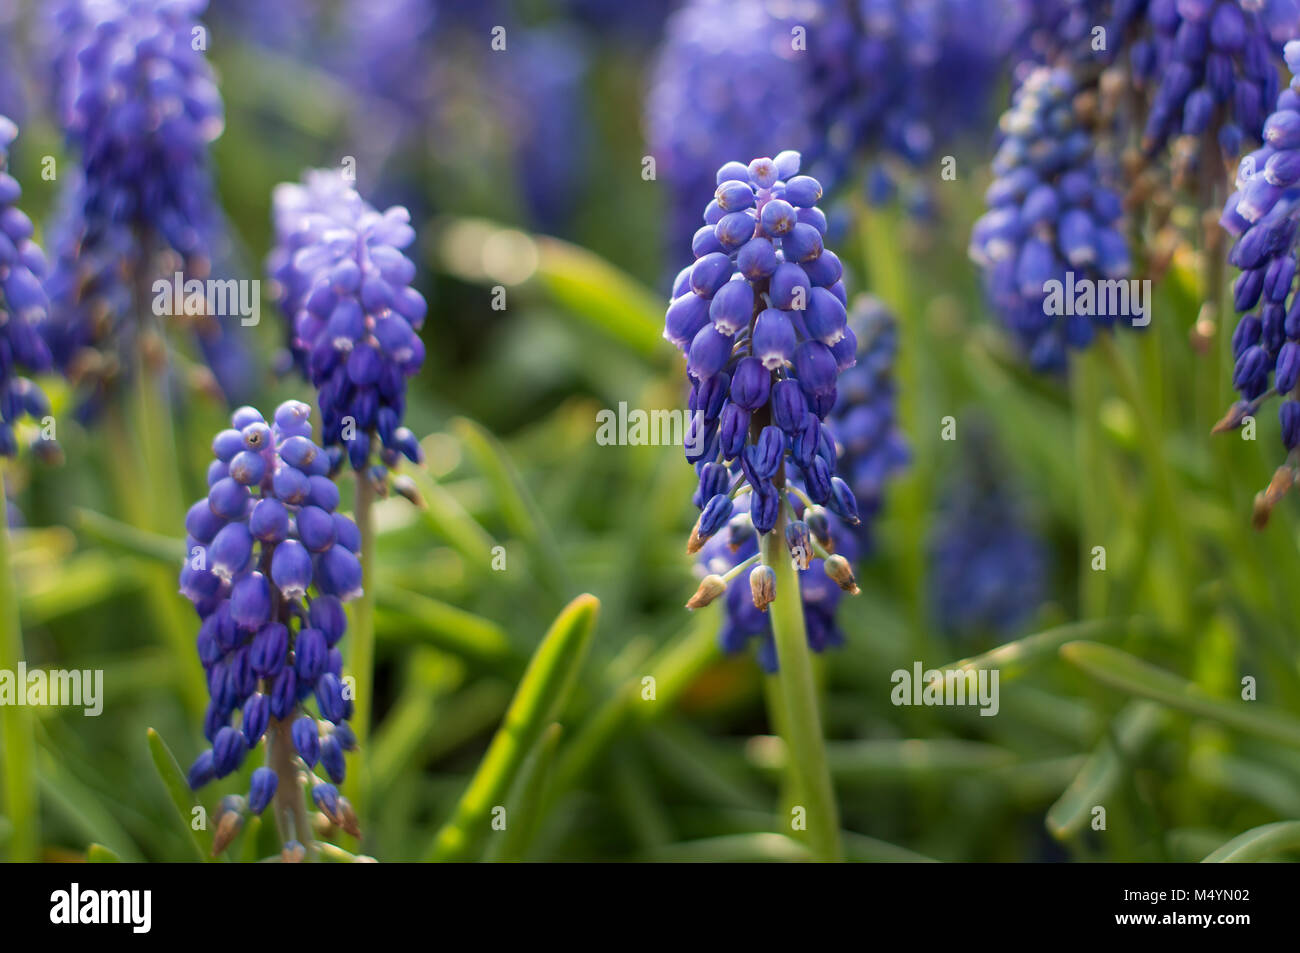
[181,400,363,854]
[664,152,865,666]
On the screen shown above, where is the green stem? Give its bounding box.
[1096,334,1194,631]
[267,715,311,855]
[103,408,206,716]
[0,466,36,861]
[1071,351,1107,619]
[763,517,842,862]
[345,475,377,822]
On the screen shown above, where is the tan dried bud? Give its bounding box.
[212,808,243,856]
[1252,490,1273,530]
[392,474,424,507]
[1212,402,1251,435]
[337,798,362,839]
[750,564,776,613]
[686,574,727,610]
[1265,466,1294,507]
[685,516,708,555]
[824,554,860,595]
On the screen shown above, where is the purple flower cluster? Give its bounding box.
[804,0,1005,199]
[40,0,248,415]
[647,0,1004,250]
[695,498,858,671]
[667,152,864,662]
[825,296,910,548]
[647,0,812,254]
[929,424,1048,639]
[268,169,426,479]
[0,115,57,462]
[970,67,1133,371]
[1134,0,1281,162]
[181,401,360,826]
[1217,41,1300,498]
[667,153,861,536]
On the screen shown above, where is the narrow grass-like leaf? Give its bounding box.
[146,728,215,862]
[1046,701,1165,840]
[451,417,569,596]
[35,744,144,863]
[642,832,811,863]
[425,594,599,861]
[18,553,142,626]
[934,618,1144,683]
[747,736,1018,781]
[403,463,498,569]
[1201,821,1300,862]
[550,610,718,800]
[75,508,186,565]
[843,833,938,863]
[483,722,563,863]
[1060,642,1300,747]
[0,482,36,861]
[371,680,511,795]
[86,844,121,863]
[374,585,513,667]
[533,236,665,360]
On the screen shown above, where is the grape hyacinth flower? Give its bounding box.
[694,498,859,671]
[665,152,858,862]
[1133,0,1282,170]
[667,151,863,648]
[647,0,814,255]
[268,169,426,487]
[825,296,910,550]
[40,0,250,416]
[1215,41,1300,522]
[0,115,58,463]
[182,401,362,849]
[969,67,1133,371]
[503,26,590,234]
[803,0,1005,203]
[929,424,1049,639]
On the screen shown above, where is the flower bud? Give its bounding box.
[824,554,860,595]
[686,574,727,609]
[750,564,776,612]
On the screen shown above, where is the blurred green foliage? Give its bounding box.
[2,3,1300,864]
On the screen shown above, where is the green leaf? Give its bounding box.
[550,610,718,800]
[1060,642,1300,748]
[451,417,569,596]
[19,553,142,626]
[75,508,186,565]
[146,728,216,862]
[425,594,599,861]
[1202,821,1300,862]
[747,736,1017,781]
[935,618,1143,683]
[642,832,812,863]
[34,755,145,863]
[843,833,939,863]
[532,236,665,361]
[403,464,499,570]
[483,722,563,863]
[86,844,121,863]
[374,584,513,667]
[1045,701,1166,840]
